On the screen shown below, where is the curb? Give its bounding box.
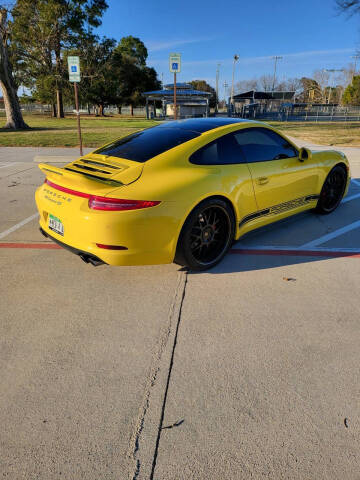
[33,155,78,164]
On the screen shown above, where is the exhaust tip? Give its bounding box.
[79,253,104,267]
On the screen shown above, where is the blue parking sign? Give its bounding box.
[71,65,77,72]
[169,54,181,73]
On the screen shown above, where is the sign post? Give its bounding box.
[169,53,181,120]
[67,56,83,156]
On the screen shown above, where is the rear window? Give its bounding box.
[94,127,200,162]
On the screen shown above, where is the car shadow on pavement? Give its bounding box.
[202,250,332,274]
[190,179,360,275]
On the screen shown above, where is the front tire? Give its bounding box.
[175,198,235,271]
[315,165,347,214]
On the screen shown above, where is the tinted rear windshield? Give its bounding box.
[94,126,200,162]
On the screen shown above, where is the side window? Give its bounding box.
[190,133,245,165]
[234,128,298,163]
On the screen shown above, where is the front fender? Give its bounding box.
[311,150,350,193]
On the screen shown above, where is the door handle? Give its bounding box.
[256,176,269,185]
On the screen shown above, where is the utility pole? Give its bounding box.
[161,72,164,88]
[324,68,344,104]
[351,55,360,82]
[230,55,239,114]
[272,56,283,92]
[223,81,228,109]
[215,63,220,113]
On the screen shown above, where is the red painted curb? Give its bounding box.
[1,243,360,258]
[0,243,61,249]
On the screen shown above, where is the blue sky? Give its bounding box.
[99,0,359,91]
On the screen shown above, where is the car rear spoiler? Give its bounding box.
[37,163,123,187]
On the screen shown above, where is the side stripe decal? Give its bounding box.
[239,194,319,228]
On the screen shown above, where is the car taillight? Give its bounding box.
[88,196,160,211]
[44,179,160,211]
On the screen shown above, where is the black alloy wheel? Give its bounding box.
[316,165,347,214]
[175,198,235,270]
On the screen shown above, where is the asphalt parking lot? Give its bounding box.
[1,143,360,479]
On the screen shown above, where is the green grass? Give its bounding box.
[269,121,360,147]
[1,116,360,148]
[0,115,160,147]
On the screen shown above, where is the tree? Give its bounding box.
[235,78,258,94]
[11,0,108,117]
[76,35,119,116]
[0,6,28,129]
[342,75,360,104]
[71,34,160,116]
[283,77,302,95]
[189,80,216,108]
[258,74,273,92]
[115,35,148,66]
[298,77,323,103]
[113,36,160,115]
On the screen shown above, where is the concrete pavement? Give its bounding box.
[1,141,360,479]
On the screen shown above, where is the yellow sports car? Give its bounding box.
[35,118,350,270]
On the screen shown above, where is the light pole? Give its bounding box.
[215,63,220,113]
[230,54,239,109]
[272,56,283,92]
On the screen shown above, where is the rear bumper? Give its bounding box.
[35,184,182,266]
[40,228,106,266]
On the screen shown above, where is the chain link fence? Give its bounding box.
[233,104,360,122]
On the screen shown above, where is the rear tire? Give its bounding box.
[315,165,347,214]
[175,198,235,271]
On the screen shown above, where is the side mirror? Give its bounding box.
[299,147,311,162]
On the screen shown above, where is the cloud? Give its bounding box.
[147,37,214,52]
[148,47,355,69]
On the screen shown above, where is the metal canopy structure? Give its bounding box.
[233,90,296,101]
[143,83,212,119]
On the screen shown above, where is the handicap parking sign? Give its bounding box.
[169,53,181,73]
[67,56,81,82]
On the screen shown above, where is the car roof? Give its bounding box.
[156,117,253,134]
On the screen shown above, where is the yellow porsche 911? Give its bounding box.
[35,118,350,270]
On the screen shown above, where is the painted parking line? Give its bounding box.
[351,179,360,188]
[0,163,13,169]
[343,192,360,203]
[230,247,360,258]
[0,213,39,240]
[302,219,360,248]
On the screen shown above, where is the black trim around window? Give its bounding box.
[189,126,299,166]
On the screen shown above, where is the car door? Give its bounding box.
[189,132,258,221]
[234,127,319,214]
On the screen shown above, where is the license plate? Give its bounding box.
[48,214,64,236]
